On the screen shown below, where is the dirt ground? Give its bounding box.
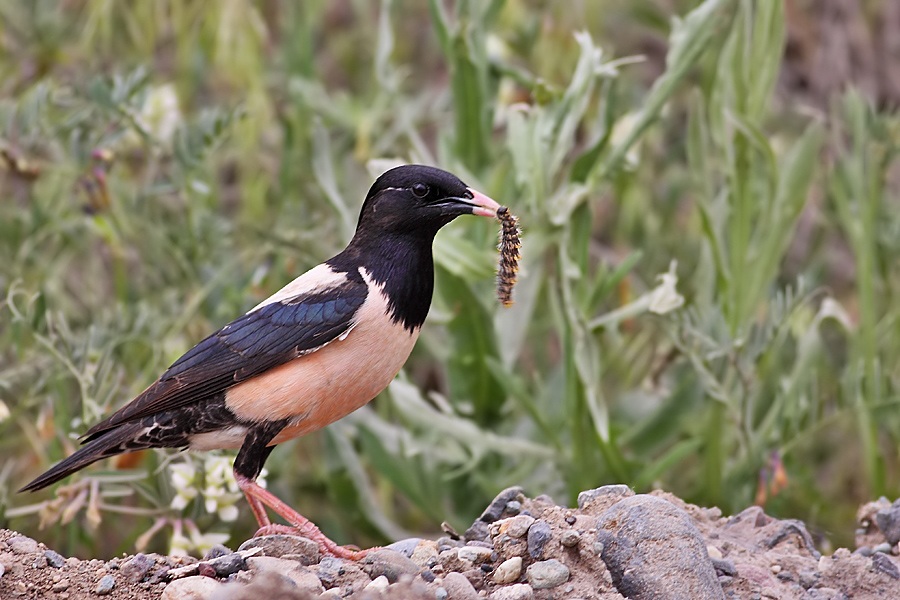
[2,486,900,599]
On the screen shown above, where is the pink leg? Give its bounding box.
[235,473,372,560]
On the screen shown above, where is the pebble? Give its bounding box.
[874,542,893,554]
[443,571,479,600]
[494,515,535,539]
[489,582,534,600]
[875,500,900,545]
[202,552,246,577]
[0,562,5,579]
[872,552,900,579]
[202,544,232,560]
[361,548,421,583]
[711,558,737,577]
[247,556,325,594]
[479,487,525,524]
[436,588,449,600]
[161,575,222,599]
[8,535,40,554]
[560,530,581,548]
[493,557,523,584]
[52,579,70,592]
[458,545,493,563]
[526,521,552,559]
[577,485,634,511]
[44,550,67,568]
[120,553,156,582]
[366,574,390,591]
[410,539,440,568]
[706,545,723,560]
[238,535,319,565]
[95,574,116,595]
[316,557,349,587]
[387,538,423,558]
[525,559,569,589]
[505,501,522,515]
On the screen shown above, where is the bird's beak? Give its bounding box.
[465,188,502,218]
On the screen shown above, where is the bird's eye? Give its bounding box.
[411,183,429,198]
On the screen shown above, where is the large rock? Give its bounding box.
[596,494,724,600]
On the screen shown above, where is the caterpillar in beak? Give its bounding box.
[496,206,521,307]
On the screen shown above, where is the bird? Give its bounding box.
[20,164,501,560]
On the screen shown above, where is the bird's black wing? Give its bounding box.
[82,277,369,441]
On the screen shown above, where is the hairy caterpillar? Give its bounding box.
[496,206,521,307]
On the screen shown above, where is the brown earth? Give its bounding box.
[2,487,900,599]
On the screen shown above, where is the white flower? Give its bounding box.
[169,462,198,511]
[139,84,181,145]
[169,520,230,558]
[648,261,685,315]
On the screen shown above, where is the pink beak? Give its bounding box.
[466,188,502,218]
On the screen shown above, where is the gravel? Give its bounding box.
[5,486,900,599]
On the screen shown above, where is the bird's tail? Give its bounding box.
[19,421,146,492]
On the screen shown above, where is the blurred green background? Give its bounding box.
[3,0,900,558]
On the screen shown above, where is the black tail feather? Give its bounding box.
[19,422,145,492]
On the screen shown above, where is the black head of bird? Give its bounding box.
[20,164,500,561]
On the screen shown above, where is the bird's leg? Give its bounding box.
[235,474,369,560]
[234,422,370,560]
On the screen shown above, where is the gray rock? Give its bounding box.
[202,552,246,577]
[464,520,491,542]
[711,558,737,577]
[95,574,116,595]
[876,499,900,545]
[765,520,821,558]
[387,538,424,558]
[443,571,479,600]
[52,579,70,592]
[161,575,222,600]
[493,557,523,584]
[246,556,325,594]
[560,530,581,548]
[8,535,39,554]
[526,521,552,559]
[435,588,449,600]
[872,552,900,579]
[524,559,569,589]
[121,553,156,582]
[577,485,634,511]
[458,545,493,563]
[489,583,534,600]
[316,556,349,587]
[203,545,232,560]
[0,562,5,579]
[479,487,525,524]
[493,515,535,539]
[361,548,420,583]
[43,550,66,568]
[238,535,319,565]
[596,494,725,600]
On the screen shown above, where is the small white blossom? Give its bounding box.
[648,262,684,315]
[139,84,181,145]
[169,520,230,558]
[169,461,198,511]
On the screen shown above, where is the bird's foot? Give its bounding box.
[253,523,371,560]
